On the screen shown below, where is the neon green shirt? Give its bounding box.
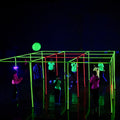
[48,62,55,70]
[98,63,104,71]
[54,80,61,90]
[71,63,77,72]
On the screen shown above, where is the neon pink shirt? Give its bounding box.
[90,75,100,89]
[12,73,23,85]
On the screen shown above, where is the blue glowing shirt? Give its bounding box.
[33,64,42,80]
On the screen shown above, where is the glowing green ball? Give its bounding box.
[32,42,41,51]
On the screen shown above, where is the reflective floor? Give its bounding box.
[1,77,120,120]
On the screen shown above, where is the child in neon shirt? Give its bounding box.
[90,71,100,113]
[12,70,23,101]
[53,76,61,105]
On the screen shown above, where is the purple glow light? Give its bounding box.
[13,66,18,70]
[71,81,73,83]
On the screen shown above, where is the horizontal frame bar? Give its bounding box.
[0,61,110,64]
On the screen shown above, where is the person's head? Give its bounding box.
[50,58,53,61]
[34,63,39,66]
[35,62,39,65]
[13,70,17,74]
[94,64,98,67]
[92,71,97,76]
[56,76,60,80]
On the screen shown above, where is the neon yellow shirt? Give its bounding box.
[93,67,100,78]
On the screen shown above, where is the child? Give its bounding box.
[53,76,61,105]
[93,65,100,78]
[33,63,43,110]
[90,71,100,113]
[12,70,23,101]
[48,59,55,82]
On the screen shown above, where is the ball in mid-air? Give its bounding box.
[32,42,41,51]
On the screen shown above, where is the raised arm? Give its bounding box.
[15,77,23,84]
[12,77,23,85]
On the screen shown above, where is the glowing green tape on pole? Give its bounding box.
[29,54,34,108]
[15,57,17,66]
[109,63,113,113]
[30,63,34,108]
[64,52,66,110]
[0,60,110,64]
[113,90,116,119]
[0,61,110,64]
[113,51,116,89]
[0,56,15,61]
[41,52,45,109]
[69,57,78,62]
[67,63,69,110]
[77,57,111,59]
[88,54,113,56]
[1,61,31,63]
[32,57,43,62]
[112,58,114,99]
[17,56,42,58]
[88,51,90,113]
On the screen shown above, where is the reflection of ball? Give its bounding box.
[32,42,41,51]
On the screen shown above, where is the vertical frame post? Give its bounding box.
[113,51,116,89]
[109,62,113,113]
[88,51,90,113]
[83,54,86,87]
[45,57,47,95]
[15,57,17,67]
[67,63,69,110]
[41,52,45,109]
[64,52,66,109]
[85,51,90,119]
[29,54,34,108]
[111,57,114,99]
[77,58,79,97]
[56,54,58,76]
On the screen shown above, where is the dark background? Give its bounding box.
[0,1,120,119]
[0,1,120,58]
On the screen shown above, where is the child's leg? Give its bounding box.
[55,89,60,104]
[94,88,99,113]
[59,90,61,103]
[13,85,17,100]
[55,89,57,103]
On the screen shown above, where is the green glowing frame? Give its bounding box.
[0,50,116,118]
